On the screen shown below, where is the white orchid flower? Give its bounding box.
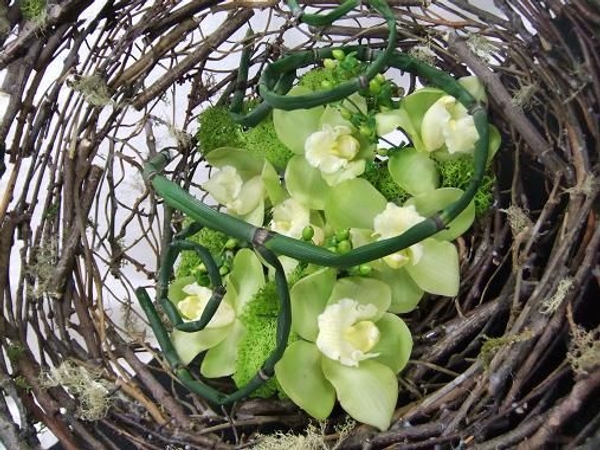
[203,165,264,216]
[316,298,381,367]
[177,282,236,328]
[305,124,365,186]
[373,203,426,269]
[421,95,479,155]
[269,198,311,239]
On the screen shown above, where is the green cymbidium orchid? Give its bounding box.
[202,148,285,225]
[275,272,412,430]
[168,249,265,377]
[273,87,375,208]
[323,178,471,312]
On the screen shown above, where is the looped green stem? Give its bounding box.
[138,1,492,405]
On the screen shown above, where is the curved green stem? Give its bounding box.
[139,2,493,405]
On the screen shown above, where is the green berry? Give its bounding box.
[358,264,372,276]
[332,49,345,61]
[340,108,352,121]
[335,228,350,241]
[375,73,386,85]
[369,79,382,95]
[321,80,333,89]
[224,238,237,250]
[359,125,373,139]
[337,239,352,254]
[302,226,315,241]
[323,58,337,70]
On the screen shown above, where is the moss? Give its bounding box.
[6,344,25,363]
[437,155,495,217]
[196,105,244,154]
[479,330,534,369]
[234,278,300,398]
[69,74,114,107]
[240,113,294,171]
[253,419,355,450]
[175,226,229,283]
[39,361,112,421]
[540,277,574,315]
[21,0,46,23]
[298,67,339,91]
[567,325,600,376]
[362,161,409,203]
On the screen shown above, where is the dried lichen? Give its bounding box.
[39,361,113,421]
[567,325,600,377]
[252,420,355,450]
[511,83,538,109]
[25,237,58,297]
[408,45,436,65]
[500,205,532,237]
[69,74,114,107]
[480,330,535,368]
[540,277,574,315]
[466,34,495,62]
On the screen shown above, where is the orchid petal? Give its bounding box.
[273,86,324,154]
[274,340,335,420]
[371,313,413,373]
[171,324,232,366]
[291,268,336,341]
[328,277,391,320]
[200,320,245,377]
[325,178,387,229]
[285,155,330,210]
[388,147,439,195]
[372,267,424,314]
[405,238,459,296]
[228,249,264,313]
[404,188,475,241]
[321,358,398,431]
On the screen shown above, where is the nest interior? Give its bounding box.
[0,1,599,449]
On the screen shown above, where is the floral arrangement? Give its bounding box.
[169,51,500,430]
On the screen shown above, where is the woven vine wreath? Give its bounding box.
[137,0,500,430]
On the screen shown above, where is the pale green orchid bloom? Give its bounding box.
[324,179,470,312]
[316,298,381,367]
[177,282,236,327]
[274,87,374,204]
[275,273,412,430]
[269,197,325,244]
[421,95,479,155]
[202,147,286,226]
[169,249,265,377]
[203,165,264,217]
[373,203,426,269]
[305,124,364,187]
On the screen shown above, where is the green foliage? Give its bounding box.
[197,105,244,154]
[437,155,495,217]
[362,161,408,203]
[240,113,294,171]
